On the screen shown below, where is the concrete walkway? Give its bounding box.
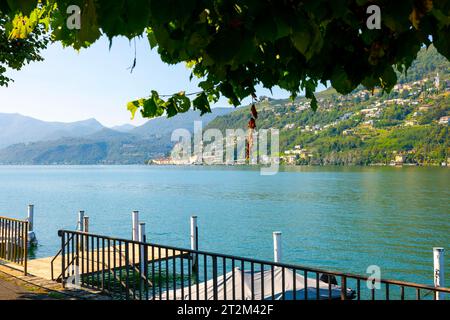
[0,273,57,300]
[0,264,111,300]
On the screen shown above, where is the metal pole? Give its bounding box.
[433,247,445,300]
[191,216,198,273]
[27,204,37,246]
[27,205,34,231]
[132,211,139,241]
[139,222,146,298]
[190,216,198,251]
[139,222,146,243]
[78,211,85,232]
[273,231,282,263]
[61,231,66,288]
[23,221,28,275]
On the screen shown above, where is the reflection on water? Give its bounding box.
[0,165,448,286]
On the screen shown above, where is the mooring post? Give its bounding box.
[83,216,89,233]
[139,222,146,243]
[27,204,37,246]
[78,211,85,232]
[190,216,198,273]
[138,222,146,297]
[273,231,282,263]
[76,211,85,252]
[132,211,139,241]
[433,247,445,300]
[27,205,34,231]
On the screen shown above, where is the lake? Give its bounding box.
[0,165,448,287]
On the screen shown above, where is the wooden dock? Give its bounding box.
[5,243,188,281]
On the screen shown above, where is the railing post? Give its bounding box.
[83,216,89,251]
[340,276,347,300]
[132,211,139,241]
[23,221,28,275]
[273,231,282,263]
[433,247,445,300]
[212,256,218,300]
[139,222,146,299]
[125,242,130,300]
[190,216,198,273]
[60,231,66,288]
[4,220,9,260]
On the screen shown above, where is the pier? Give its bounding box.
[1,209,449,300]
[20,243,187,281]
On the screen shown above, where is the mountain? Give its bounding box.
[0,113,105,148]
[111,124,135,132]
[131,107,232,138]
[205,46,450,166]
[0,135,169,165]
[0,108,233,164]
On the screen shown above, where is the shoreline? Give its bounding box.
[0,163,448,168]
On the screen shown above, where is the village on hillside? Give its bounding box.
[152,72,450,167]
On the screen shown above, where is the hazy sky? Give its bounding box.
[0,36,308,127]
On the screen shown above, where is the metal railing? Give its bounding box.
[0,217,28,274]
[57,230,450,300]
[51,232,75,281]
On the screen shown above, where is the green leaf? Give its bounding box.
[273,15,290,39]
[0,1,12,14]
[141,91,165,118]
[433,26,450,60]
[254,15,277,42]
[164,97,178,117]
[127,100,141,120]
[331,66,354,94]
[219,82,240,106]
[172,92,191,114]
[146,28,158,49]
[76,0,101,48]
[7,0,37,16]
[310,94,318,111]
[380,65,397,92]
[193,92,211,115]
[303,80,318,111]
[206,29,242,64]
[159,92,192,117]
[291,29,311,57]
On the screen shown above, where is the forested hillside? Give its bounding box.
[205,46,450,165]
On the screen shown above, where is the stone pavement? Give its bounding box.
[0,265,111,300]
[0,272,58,300]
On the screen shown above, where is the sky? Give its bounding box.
[0,36,312,127]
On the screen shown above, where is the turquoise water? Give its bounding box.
[0,165,448,287]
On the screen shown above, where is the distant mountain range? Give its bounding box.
[111,124,136,132]
[0,108,232,164]
[0,114,104,149]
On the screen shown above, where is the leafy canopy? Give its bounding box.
[0,3,49,86]
[1,0,449,118]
